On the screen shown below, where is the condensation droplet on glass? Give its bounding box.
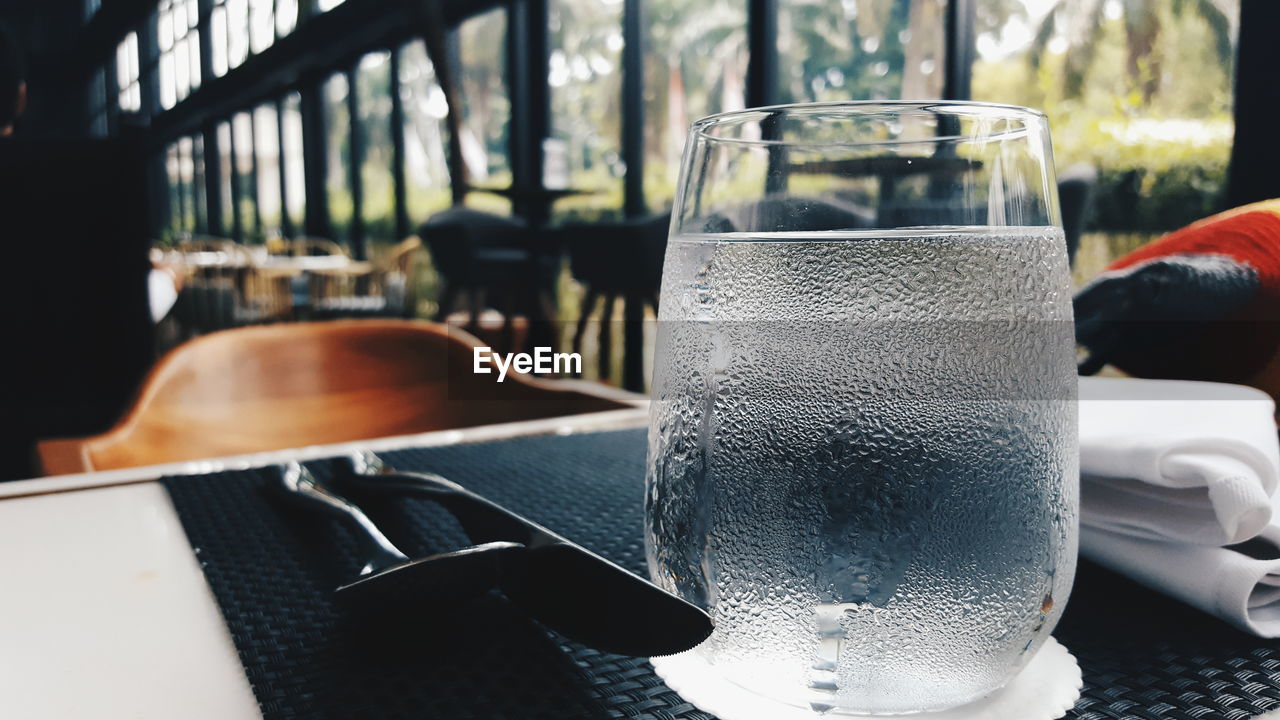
[872,61,889,77]
[920,58,936,76]
[898,29,912,45]
[861,36,880,54]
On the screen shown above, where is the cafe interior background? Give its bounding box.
[0,0,1275,482]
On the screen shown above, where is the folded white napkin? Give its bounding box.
[1079,376,1279,545]
[1080,525,1280,637]
[1078,375,1280,636]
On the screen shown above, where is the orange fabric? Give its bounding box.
[1103,200,1280,393]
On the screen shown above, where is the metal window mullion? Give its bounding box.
[139,15,161,117]
[299,79,329,237]
[746,0,778,109]
[943,0,974,101]
[621,0,644,218]
[277,95,293,237]
[204,122,224,235]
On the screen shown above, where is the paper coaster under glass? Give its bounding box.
[650,637,1081,720]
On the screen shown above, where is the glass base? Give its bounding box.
[649,637,1081,719]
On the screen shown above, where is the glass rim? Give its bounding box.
[690,100,1047,147]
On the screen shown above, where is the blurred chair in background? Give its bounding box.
[1059,163,1098,265]
[311,235,423,319]
[171,239,294,334]
[423,206,558,352]
[35,320,632,475]
[1074,198,1280,399]
[288,237,346,257]
[562,213,669,381]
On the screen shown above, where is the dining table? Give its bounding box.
[3,402,1280,720]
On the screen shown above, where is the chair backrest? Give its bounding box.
[35,320,631,475]
[388,235,423,275]
[420,207,530,282]
[1058,163,1098,266]
[563,213,671,292]
[291,237,346,257]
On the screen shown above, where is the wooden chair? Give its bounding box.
[35,319,632,475]
[289,237,346,257]
[311,235,423,318]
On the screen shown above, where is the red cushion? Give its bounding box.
[1075,200,1280,396]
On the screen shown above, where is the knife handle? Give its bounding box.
[275,461,410,576]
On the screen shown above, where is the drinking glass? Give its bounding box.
[645,102,1078,715]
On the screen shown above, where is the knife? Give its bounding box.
[337,451,715,658]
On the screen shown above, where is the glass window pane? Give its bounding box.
[778,0,943,105]
[166,143,182,240]
[255,104,282,240]
[159,52,176,109]
[158,8,174,52]
[644,0,747,212]
[971,0,1238,280]
[228,0,249,69]
[180,136,197,234]
[218,121,235,236]
[282,92,306,235]
[458,7,511,215]
[357,51,395,244]
[211,6,228,77]
[233,111,258,241]
[276,0,298,37]
[249,0,273,54]
[174,37,190,99]
[549,0,623,222]
[325,72,353,243]
[399,39,451,224]
[189,30,201,90]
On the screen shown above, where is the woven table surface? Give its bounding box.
[161,428,1280,720]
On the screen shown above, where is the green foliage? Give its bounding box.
[974,2,1235,233]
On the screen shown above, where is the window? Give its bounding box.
[192,134,208,233]
[249,0,274,54]
[165,142,182,239]
[158,0,201,110]
[778,0,942,105]
[162,137,199,240]
[358,51,396,244]
[971,0,1238,282]
[218,121,236,237]
[254,103,282,239]
[116,32,141,112]
[458,7,512,214]
[281,92,306,235]
[226,0,250,73]
[644,0,748,212]
[398,40,451,224]
[233,111,259,241]
[325,72,353,242]
[276,0,299,38]
[549,0,624,221]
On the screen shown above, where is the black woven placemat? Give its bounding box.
[162,428,1280,720]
